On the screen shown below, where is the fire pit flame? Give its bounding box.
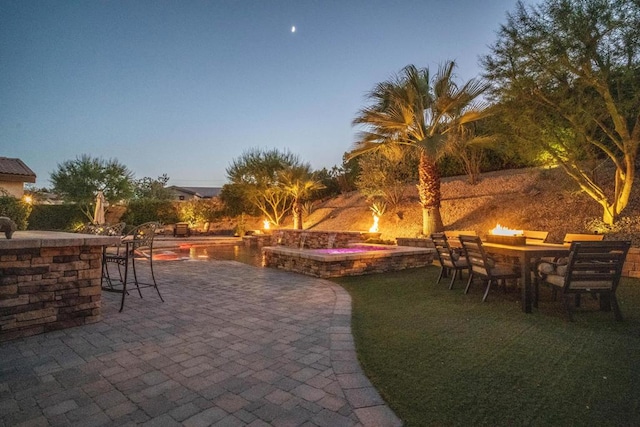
[369,215,380,233]
[490,223,523,236]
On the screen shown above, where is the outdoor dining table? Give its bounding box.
[483,242,570,313]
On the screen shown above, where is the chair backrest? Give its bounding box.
[563,233,604,245]
[444,230,477,239]
[126,222,159,251]
[175,223,189,236]
[79,223,125,236]
[459,235,492,277]
[445,230,476,248]
[97,222,126,237]
[78,223,98,234]
[430,233,458,268]
[523,230,549,244]
[562,241,631,291]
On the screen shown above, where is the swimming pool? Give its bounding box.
[153,244,263,267]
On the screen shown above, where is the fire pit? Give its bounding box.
[485,224,526,245]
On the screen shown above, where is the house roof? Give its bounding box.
[0,157,37,183]
[169,186,222,199]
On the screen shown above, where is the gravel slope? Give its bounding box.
[285,166,640,245]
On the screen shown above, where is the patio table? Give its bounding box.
[483,242,569,313]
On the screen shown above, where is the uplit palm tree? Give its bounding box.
[352,61,490,235]
[279,167,325,229]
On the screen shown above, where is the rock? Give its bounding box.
[0,217,17,239]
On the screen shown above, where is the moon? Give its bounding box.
[291,26,296,33]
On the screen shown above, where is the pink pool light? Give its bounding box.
[313,245,392,255]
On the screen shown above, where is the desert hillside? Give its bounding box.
[277,166,640,246]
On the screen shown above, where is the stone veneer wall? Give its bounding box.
[242,234,273,248]
[623,247,640,279]
[395,237,435,248]
[0,231,117,342]
[263,247,434,278]
[271,229,366,249]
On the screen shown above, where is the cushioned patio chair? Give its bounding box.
[536,240,630,321]
[562,233,604,245]
[444,230,477,249]
[460,235,521,302]
[431,233,469,290]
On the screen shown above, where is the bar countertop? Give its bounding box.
[0,231,120,250]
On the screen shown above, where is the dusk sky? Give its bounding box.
[1,0,535,188]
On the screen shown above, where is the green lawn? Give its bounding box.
[333,267,640,426]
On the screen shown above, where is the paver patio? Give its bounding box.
[0,260,401,426]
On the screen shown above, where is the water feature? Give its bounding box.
[315,245,390,255]
[326,233,337,249]
[299,232,308,249]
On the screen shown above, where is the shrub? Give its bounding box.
[121,199,179,227]
[0,195,32,230]
[27,204,86,231]
[176,199,226,225]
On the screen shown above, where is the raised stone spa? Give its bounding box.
[262,230,434,278]
[0,231,119,341]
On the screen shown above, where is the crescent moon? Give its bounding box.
[291,26,296,33]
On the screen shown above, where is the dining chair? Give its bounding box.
[101,221,163,312]
[536,240,630,321]
[460,235,521,302]
[430,233,469,290]
[444,230,477,249]
[562,233,604,245]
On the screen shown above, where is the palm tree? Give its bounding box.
[351,61,490,235]
[280,167,325,229]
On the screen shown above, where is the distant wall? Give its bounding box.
[0,182,25,198]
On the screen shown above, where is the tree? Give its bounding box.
[225,148,305,226]
[352,61,490,235]
[444,119,494,185]
[483,0,640,224]
[133,174,173,200]
[355,147,417,208]
[279,166,325,229]
[50,155,134,222]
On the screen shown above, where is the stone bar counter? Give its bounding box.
[0,231,119,342]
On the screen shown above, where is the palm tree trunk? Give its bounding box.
[417,151,443,235]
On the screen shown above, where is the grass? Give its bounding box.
[333,267,640,426]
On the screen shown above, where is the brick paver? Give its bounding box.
[0,260,401,426]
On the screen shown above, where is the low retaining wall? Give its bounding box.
[395,237,435,248]
[263,244,435,278]
[242,234,273,248]
[623,247,640,279]
[0,231,119,342]
[272,229,368,249]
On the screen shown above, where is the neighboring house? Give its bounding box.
[0,157,36,198]
[168,186,222,201]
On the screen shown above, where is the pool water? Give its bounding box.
[312,245,392,255]
[153,244,263,267]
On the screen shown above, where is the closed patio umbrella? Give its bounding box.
[93,191,106,225]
